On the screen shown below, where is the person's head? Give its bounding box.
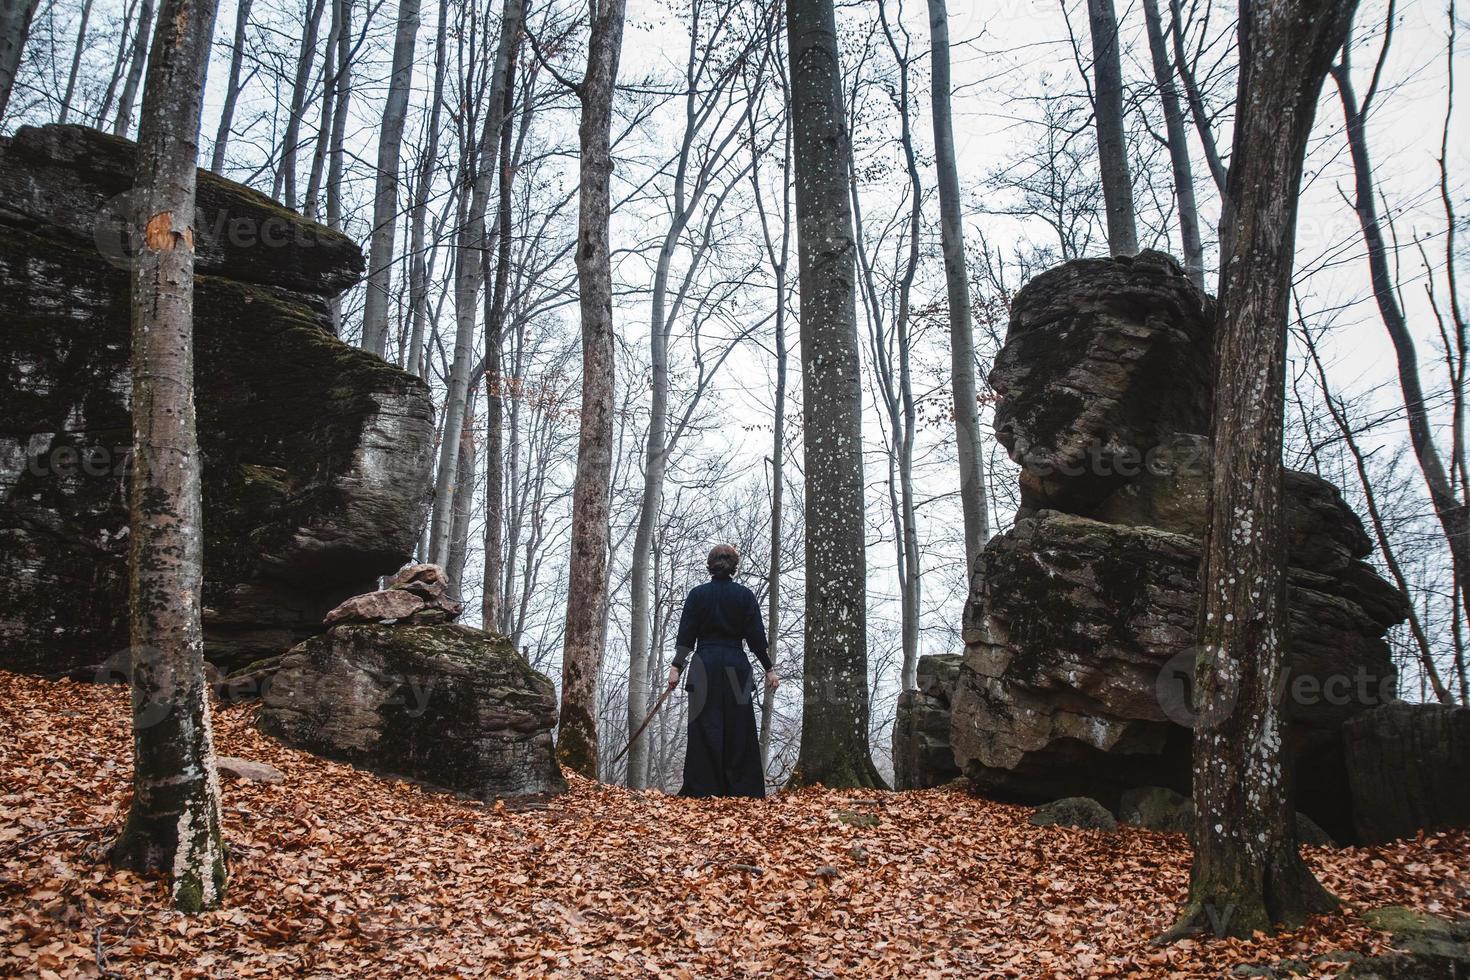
[707,543,740,578]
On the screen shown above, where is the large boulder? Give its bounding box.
[257,623,566,799]
[0,125,434,675]
[892,654,963,789]
[944,252,1408,843]
[1344,702,1470,843]
[990,250,1214,518]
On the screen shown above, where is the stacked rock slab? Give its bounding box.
[944,251,1407,841]
[892,654,963,789]
[258,622,567,799]
[0,125,435,675]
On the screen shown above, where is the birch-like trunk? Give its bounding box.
[0,0,42,122]
[558,0,627,779]
[1332,50,1470,640]
[481,20,521,634]
[925,0,990,574]
[1086,0,1138,256]
[108,0,227,914]
[57,0,94,123]
[110,0,156,137]
[785,0,884,790]
[209,0,252,172]
[426,0,523,577]
[405,0,448,378]
[288,0,329,208]
[324,0,351,231]
[1143,0,1204,287]
[1171,0,1355,940]
[360,0,423,357]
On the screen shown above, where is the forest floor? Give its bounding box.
[1,671,1467,978]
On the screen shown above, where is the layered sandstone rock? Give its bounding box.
[938,251,1407,841]
[0,125,434,675]
[258,623,566,799]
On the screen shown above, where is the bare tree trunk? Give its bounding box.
[209,0,252,173]
[1170,0,1354,940]
[283,0,328,206]
[361,0,423,357]
[0,0,42,122]
[926,0,990,573]
[96,0,142,126]
[57,0,94,123]
[1086,0,1138,255]
[325,0,351,231]
[785,0,884,790]
[108,0,227,914]
[110,0,155,137]
[1143,0,1204,287]
[1332,35,1470,637]
[427,0,523,577]
[447,403,477,591]
[558,0,627,780]
[1168,0,1229,195]
[481,18,522,635]
[405,0,448,378]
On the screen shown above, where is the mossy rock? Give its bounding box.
[1029,797,1117,831]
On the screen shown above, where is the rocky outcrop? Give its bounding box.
[1344,702,1470,844]
[257,623,566,799]
[892,654,962,789]
[946,251,1408,842]
[0,125,435,676]
[323,564,465,627]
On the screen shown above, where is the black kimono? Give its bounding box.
[672,572,772,798]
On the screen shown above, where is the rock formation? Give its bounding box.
[0,125,435,676]
[323,564,465,627]
[1344,702,1470,844]
[257,623,567,799]
[892,654,961,789]
[932,251,1406,841]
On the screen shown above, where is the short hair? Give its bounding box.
[707,543,740,577]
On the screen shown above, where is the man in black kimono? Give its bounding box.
[665,544,778,798]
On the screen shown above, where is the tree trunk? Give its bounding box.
[57,0,94,124]
[209,0,252,173]
[1171,0,1356,940]
[1086,0,1138,256]
[0,0,42,123]
[426,0,523,577]
[96,0,141,127]
[108,0,227,914]
[110,0,156,137]
[287,0,329,208]
[1143,0,1204,287]
[360,0,423,357]
[447,403,477,591]
[481,18,521,635]
[324,0,351,231]
[405,0,448,379]
[558,0,627,780]
[785,0,884,790]
[1332,54,1470,639]
[926,0,990,573]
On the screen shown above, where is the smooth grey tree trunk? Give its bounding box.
[209,0,252,172]
[111,0,156,137]
[324,0,350,231]
[1168,0,1229,195]
[1086,0,1138,255]
[95,0,141,127]
[426,0,523,578]
[405,0,447,378]
[481,5,523,633]
[58,0,94,123]
[785,0,884,790]
[926,0,990,575]
[559,0,627,780]
[107,0,227,914]
[1332,47,1470,643]
[1170,0,1355,941]
[282,0,327,206]
[1143,0,1204,287]
[360,0,423,357]
[0,0,42,122]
